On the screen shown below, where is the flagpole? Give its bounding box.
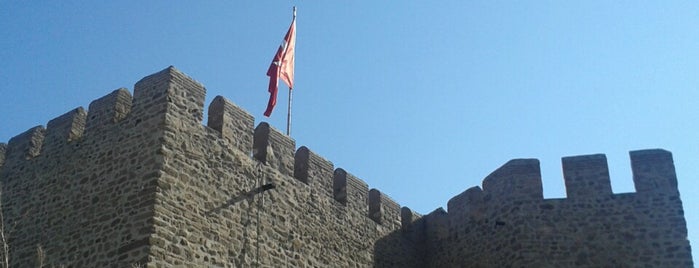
[287,86,292,135]
[286,6,296,136]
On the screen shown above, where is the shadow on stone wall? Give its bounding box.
[373,218,426,268]
[205,183,275,216]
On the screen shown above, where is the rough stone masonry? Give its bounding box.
[0,66,692,267]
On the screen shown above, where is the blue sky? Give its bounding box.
[1,1,697,263]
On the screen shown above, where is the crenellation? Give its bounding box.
[44,107,87,150]
[294,146,334,199]
[423,208,449,242]
[85,88,132,134]
[332,168,349,205]
[410,152,693,267]
[630,149,679,195]
[253,122,295,177]
[446,186,484,219]
[6,126,46,162]
[369,188,402,228]
[333,168,369,215]
[481,159,543,202]
[369,189,382,223]
[0,66,692,267]
[562,153,613,199]
[399,207,425,260]
[400,207,422,232]
[207,95,253,154]
[132,66,206,129]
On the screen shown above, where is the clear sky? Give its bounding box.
[1,1,697,263]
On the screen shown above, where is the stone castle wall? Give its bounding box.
[0,66,692,267]
[135,68,412,267]
[0,67,414,267]
[401,151,693,267]
[0,85,165,266]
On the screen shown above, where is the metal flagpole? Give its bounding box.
[286,6,296,136]
[287,86,292,135]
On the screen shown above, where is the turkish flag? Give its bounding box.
[264,16,296,117]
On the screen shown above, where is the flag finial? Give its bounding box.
[293,6,297,18]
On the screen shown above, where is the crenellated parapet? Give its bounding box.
[44,108,86,151]
[630,149,678,195]
[85,88,131,134]
[133,66,206,128]
[444,150,683,218]
[294,146,334,198]
[5,126,45,163]
[207,96,254,154]
[253,122,296,177]
[246,118,404,227]
[0,66,407,235]
[0,66,685,235]
[423,208,449,241]
[429,150,691,267]
[400,207,421,231]
[562,153,612,199]
[333,168,369,215]
[0,66,691,267]
[447,186,485,220]
[481,158,543,202]
[369,188,402,227]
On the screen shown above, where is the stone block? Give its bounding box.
[85,88,132,133]
[253,122,295,176]
[333,168,369,214]
[630,149,678,195]
[6,126,45,161]
[132,66,205,128]
[562,153,613,199]
[482,159,543,202]
[207,96,253,154]
[294,146,333,197]
[45,107,86,149]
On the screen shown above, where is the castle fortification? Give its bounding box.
[0,67,692,267]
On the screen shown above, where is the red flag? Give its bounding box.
[264,13,296,117]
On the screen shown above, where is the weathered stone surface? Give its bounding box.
[207,95,254,154]
[333,168,369,215]
[6,125,45,161]
[44,107,86,148]
[563,153,613,199]
[482,158,543,202]
[253,122,295,177]
[85,88,132,133]
[631,149,678,194]
[415,151,693,268]
[0,67,692,268]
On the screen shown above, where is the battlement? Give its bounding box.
[5,125,45,163]
[562,153,612,199]
[0,66,684,231]
[333,168,369,215]
[0,66,404,230]
[0,66,691,267]
[132,66,206,129]
[432,149,690,267]
[85,88,131,134]
[45,107,86,148]
[630,149,678,195]
[446,150,681,219]
[481,158,543,202]
[207,95,253,153]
